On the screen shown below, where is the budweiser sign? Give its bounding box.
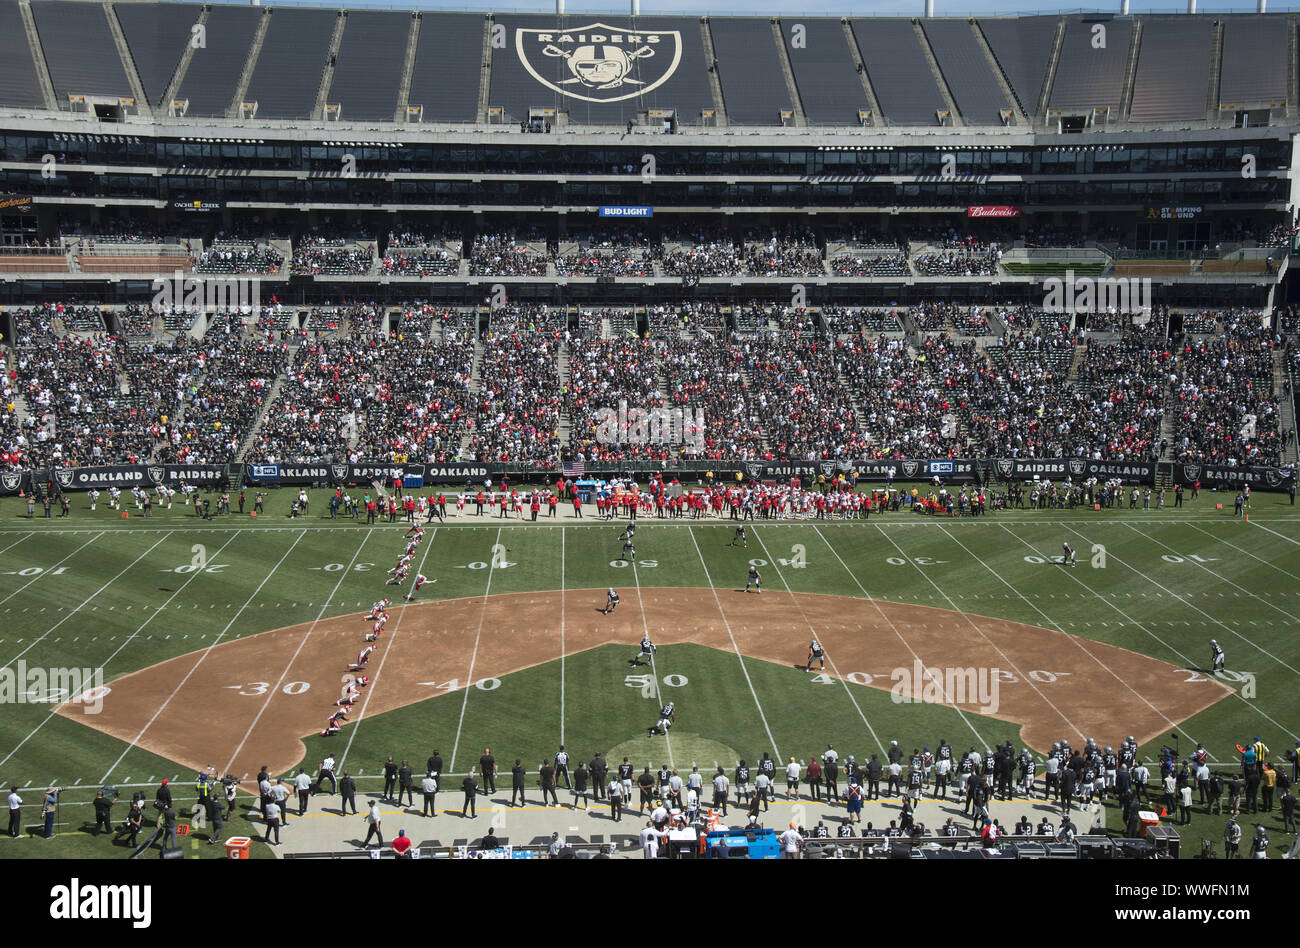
[967,205,1021,218]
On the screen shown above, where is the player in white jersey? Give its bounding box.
[321,712,344,736]
[405,574,433,601]
[350,645,375,671]
[456,493,466,516]
[88,489,99,511]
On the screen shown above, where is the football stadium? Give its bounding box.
[0,0,1298,894]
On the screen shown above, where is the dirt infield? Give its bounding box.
[58,589,1232,784]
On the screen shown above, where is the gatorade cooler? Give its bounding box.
[225,836,251,859]
[1137,811,1160,837]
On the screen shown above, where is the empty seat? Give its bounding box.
[0,0,45,108]
[115,1,197,108]
[31,1,132,102]
[244,8,338,120]
[329,11,410,121]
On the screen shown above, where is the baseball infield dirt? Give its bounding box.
[57,589,1232,785]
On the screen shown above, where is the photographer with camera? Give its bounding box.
[115,798,144,846]
[92,784,119,837]
[221,773,239,821]
[42,786,68,839]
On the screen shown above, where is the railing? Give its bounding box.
[284,842,614,859]
[1001,247,1110,263]
[277,833,1150,860]
[259,1,1300,19]
[0,246,64,256]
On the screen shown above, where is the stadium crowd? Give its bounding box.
[469,230,549,277]
[195,243,284,274]
[1,299,1292,471]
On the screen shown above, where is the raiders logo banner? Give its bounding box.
[163,464,227,486]
[1177,463,1295,488]
[332,463,491,486]
[7,465,230,492]
[0,470,29,495]
[1003,460,1155,481]
[516,23,682,103]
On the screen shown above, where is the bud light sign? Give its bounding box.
[599,206,654,218]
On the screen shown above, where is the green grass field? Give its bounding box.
[1,483,1298,858]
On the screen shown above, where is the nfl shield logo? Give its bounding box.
[1,472,21,492]
[54,469,74,488]
[331,463,349,483]
[516,23,683,104]
[147,466,165,485]
[996,460,1014,478]
[1068,459,1086,477]
[902,461,919,478]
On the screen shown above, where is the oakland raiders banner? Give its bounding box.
[1176,463,1295,488]
[246,463,330,484]
[739,460,984,481]
[741,461,844,480]
[11,464,230,492]
[52,466,155,489]
[234,462,493,486]
[1007,459,1156,482]
[336,462,491,485]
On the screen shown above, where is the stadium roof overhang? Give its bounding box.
[0,110,1292,151]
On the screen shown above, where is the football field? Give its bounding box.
[1,486,1298,857]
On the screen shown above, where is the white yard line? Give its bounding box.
[685,526,782,762]
[874,524,1086,740]
[936,524,1202,748]
[1049,524,1299,738]
[1186,522,1300,584]
[812,524,987,748]
[449,528,502,773]
[0,532,242,770]
[98,529,310,783]
[1114,524,1300,674]
[337,528,438,771]
[1247,520,1300,547]
[751,527,886,756]
[560,526,566,746]
[1,534,168,669]
[221,529,375,774]
[1125,523,1300,627]
[630,535,673,770]
[0,531,104,609]
[0,532,35,557]
[9,515,1300,536]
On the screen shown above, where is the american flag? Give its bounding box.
[563,458,585,477]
